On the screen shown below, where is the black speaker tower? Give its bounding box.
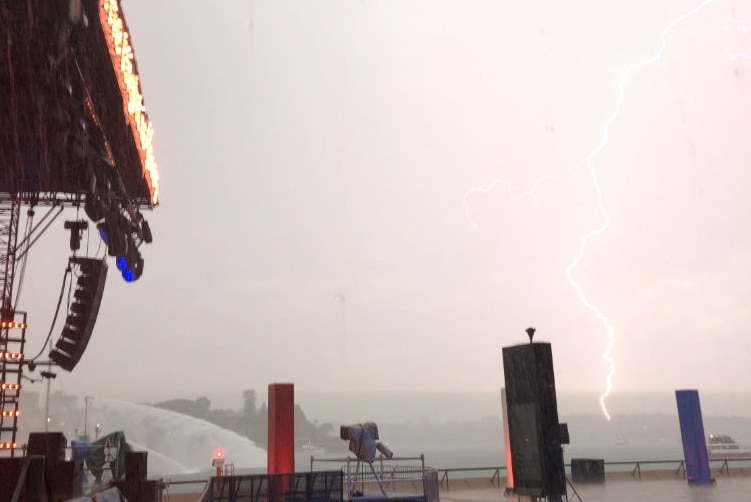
[50,258,108,371]
[502,328,567,500]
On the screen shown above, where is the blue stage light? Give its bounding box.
[97,225,109,244]
[123,269,135,282]
[116,256,127,271]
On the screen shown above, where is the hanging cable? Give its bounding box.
[29,265,72,362]
[13,209,35,310]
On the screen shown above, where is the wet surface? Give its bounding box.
[440,477,751,502]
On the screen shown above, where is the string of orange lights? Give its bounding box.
[100,0,159,205]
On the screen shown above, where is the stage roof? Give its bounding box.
[0,0,159,207]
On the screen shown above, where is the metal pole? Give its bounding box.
[44,377,51,432]
[44,341,51,432]
[84,396,93,440]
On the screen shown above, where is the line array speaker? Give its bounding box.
[49,257,108,371]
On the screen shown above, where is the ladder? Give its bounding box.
[0,195,23,456]
[0,195,20,313]
[0,311,26,455]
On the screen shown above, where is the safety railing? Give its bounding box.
[429,457,751,490]
[434,466,507,491]
[67,455,748,496]
[202,470,343,502]
[610,457,751,479]
[310,455,427,497]
[604,459,687,479]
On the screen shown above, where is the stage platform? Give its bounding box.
[440,477,751,502]
[165,472,751,502]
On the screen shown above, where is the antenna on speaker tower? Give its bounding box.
[526,327,536,344]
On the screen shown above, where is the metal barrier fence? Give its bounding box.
[310,455,427,497]
[65,455,750,497]
[202,470,343,502]
[607,457,751,479]
[434,466,507,491]
[431,457,751,490]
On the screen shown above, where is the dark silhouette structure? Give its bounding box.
[0,0,158,455]
[502,331,568,500]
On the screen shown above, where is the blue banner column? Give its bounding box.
[675,389,712,485]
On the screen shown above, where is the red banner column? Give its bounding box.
[268,383,295,475]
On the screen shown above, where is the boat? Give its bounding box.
[299,440,325,454]
[707,434,751,459]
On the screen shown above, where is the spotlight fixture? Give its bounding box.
[117,237,144,282]
[96,212,127,256]
[64,220,88,251]
[122,256,143,282]
[84,192,108,222]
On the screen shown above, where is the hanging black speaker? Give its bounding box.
[50,257,108,371]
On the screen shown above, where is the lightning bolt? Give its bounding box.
[465,0,743,421]
[462,163,577,228]
[567,0,717,421]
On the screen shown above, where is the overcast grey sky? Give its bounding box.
[16,0,751,413]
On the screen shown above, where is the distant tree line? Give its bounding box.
[157,392,750,457]
[153,389,338,450]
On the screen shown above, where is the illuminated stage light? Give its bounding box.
[98,223,109,244]
[116,256,128,272]
[119,240,144,282]
[122,256,143,283]
[0,442,18,449]
[0,321,26,329]
[1,411,20,417]
[1,352,23,361]
[1,383,21,390]
[97,216,127,256]
[100,0,159,204]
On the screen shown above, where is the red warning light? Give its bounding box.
[214,448,225,460]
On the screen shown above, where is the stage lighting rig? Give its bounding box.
[95,205,151,282]
[96,209,130,257]
[116,237,144,283]
[0,0,161,455]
